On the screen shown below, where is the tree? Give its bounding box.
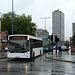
[1,12,36,36]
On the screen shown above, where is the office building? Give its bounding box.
[72,23,75,36]
[52,10,64,41]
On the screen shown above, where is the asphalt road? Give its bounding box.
[0,52,75,75]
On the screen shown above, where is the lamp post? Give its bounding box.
[12,0,13,35]
[40,17,51,30]
[0,13,1,50]
[0,12,1,32]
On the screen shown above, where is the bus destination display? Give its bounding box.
[9,36,27,40]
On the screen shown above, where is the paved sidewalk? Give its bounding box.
[45,50,75,63]
[0,51,7,59]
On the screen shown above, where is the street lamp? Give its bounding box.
[12,0,13,35]
[40,17,51,30]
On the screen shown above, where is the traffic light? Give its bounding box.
[55,36,59,42]
[57,38,59,42]
[51,35,53,41]
[55,36,57,42]
[48,35,51,39]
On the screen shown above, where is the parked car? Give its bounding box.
[53,45,56,49]
[57,45,61,49]
[60,45,69,51]
[53,45,61,50]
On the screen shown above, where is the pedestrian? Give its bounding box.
[59,45,61,51]
[56,44,57,53]
[67,46,69,54]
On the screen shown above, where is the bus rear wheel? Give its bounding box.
[33,52,35,58]
[40,50,41,55]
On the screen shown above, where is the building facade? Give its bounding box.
[1,31,8,51]
[36,29,43,37]
[36,29,49,37]
[52,10,64,42]
[72,23,75,36]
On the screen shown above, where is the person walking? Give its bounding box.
[67,46,70,54]
[56,44,57,53]
[59,45,61,51]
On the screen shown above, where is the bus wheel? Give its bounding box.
[33,52,35,58]
[40,50,41,55]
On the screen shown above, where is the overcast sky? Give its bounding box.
[0,0,75,40]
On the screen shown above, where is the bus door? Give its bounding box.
[30,39,33,58]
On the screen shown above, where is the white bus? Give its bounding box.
[7,35,43,59]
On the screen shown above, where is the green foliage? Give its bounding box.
[1,12,36,36]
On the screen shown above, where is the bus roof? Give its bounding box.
[8,35,43,41]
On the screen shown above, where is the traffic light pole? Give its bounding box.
[51,34,53,55]
[52,40,53,55]
[12,0,13,35]
[55,36,57,54]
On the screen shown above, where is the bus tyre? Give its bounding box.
[40,50,41,55]
[33,52,35,58]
